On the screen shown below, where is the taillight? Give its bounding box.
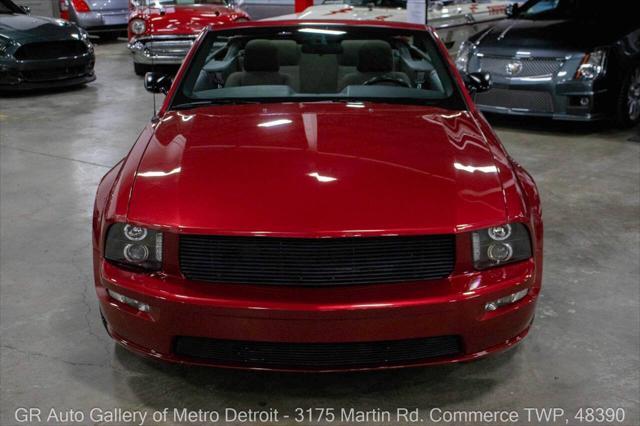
[70,0,91,13]
[59,0,69,20]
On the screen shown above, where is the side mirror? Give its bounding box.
[505,3,519,18]
[20,5,31,13]
[144,72,172,94]
[464,72,492,94]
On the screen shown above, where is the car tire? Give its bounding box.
[615,66,640,128]
[134,63,149,76]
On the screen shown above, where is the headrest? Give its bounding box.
[272,40,301,66]
[339,40,368,66]
[357,41,393,73]
[244,40,279,72]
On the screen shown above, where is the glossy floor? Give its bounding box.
[1,41,639,425]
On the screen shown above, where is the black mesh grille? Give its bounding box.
[21,65,90,82]
[14,41,88,61]
[479,56,563,78]
[179,235,455,285]
[476,88,555,113]
[174,336,462,368]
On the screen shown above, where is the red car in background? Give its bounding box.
[95,20,543,371]
[127,0,249,75]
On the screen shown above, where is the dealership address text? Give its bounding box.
[15,406,628,424]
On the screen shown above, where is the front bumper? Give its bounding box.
[73,10,128,33]
[474,80,609,122]
[128,36,196,66]
[96,253,540,372]
[0,54,95,91]
[469,53,609,121]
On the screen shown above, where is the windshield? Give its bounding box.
[320,0,496,8]
[322,0,406,8]
[141,0,226,6]
[518,0,617,19]
[172,25,465,111]
[321,0,473,8]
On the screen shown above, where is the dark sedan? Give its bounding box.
[456,0,640,127]
[0,0,95,91]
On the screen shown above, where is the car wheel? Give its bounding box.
[616,66,640,128]
[134,63,149,76]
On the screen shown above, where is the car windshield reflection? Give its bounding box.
[172,25,466,110]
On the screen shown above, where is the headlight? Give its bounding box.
[0,38,12,57]
[455,41,473,73]
[79,29,94,52]
[472,223,532,270]
[130,19,146,35]
[575,49,606,80]
[104,223,162,270]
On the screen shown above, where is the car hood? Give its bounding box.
[474,18,634,54]
[0,13,81,44]
[127,103,508,236]
[142,5,244,35]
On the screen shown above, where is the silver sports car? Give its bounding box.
[60,0,128,39]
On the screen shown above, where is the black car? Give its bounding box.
[0,0,95,91]
[456,0,640,127]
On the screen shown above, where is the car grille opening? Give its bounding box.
[14,41,88,61]
[145,39,194,60]
[179,234,455,286]
[475,88,555,113]
[173,336,463,368]
[20,65,91,82]
[479,56,563,78]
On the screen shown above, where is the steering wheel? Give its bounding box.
[362,75,411,88]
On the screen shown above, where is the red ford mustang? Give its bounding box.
[93,20,543,371]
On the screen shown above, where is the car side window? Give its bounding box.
[524,0,561,16]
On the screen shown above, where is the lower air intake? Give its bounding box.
[173,336,463,368]
[475,88,555,113]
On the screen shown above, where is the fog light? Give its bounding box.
[107,289,150,312]
[485,288,529,311]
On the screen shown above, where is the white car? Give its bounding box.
[265,0,517,52]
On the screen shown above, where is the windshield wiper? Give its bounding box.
[171,99,259,110]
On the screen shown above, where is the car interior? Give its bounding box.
[187,34,450,97]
